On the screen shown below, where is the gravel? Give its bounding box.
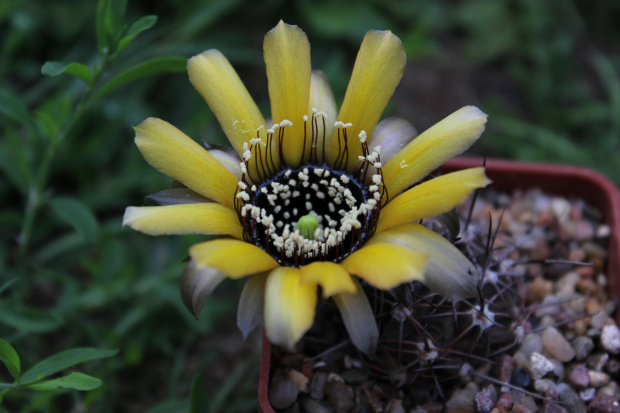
[267,188,619,412]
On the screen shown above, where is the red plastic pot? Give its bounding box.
[258,157,620,413]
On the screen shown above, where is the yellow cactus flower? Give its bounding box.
[123,21,490,355]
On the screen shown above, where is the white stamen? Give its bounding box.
[358,130,367,143]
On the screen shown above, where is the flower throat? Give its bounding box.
[233,112,388,267]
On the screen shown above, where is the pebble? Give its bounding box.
[520,396,538,412]
[587,354,609,371]
[511,368,533,389]
[534,379,556,393]
[339,369,369,385]
[581,388,597,402]
[521,334,544,358]
[599,382,620,397]
[496,355,516,382]
[446,381,479,411]
[287,370,310,393]
[588,370,610,387]
[587,394,620,413]
[386,399,405,413]
[310,372,328,400]
[568,365,590,389]
[513,403,534,413]
[530,352,555,379]
[281,402,300,413]
[540,403,570,413]
[531,277,553,300]
[606,359,620,375]
[550,357,565,378]
[572,337,595,360]
[591,312,610,330]
[601,324,620,354]
[496,393,512,412]
[559,386,587,413]
[474,384,498,413]
[270,379,300,409]
[543,327,576,362]
[324,381,354,413]
[537,295,563,316]
[299,395,334,413]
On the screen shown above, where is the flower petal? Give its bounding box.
[123,203,243,239]
[134,118,238,209]
[300,262,356,298]
[179,259,227,319]
[237,272,268,339]
[365,117,417,183]
[377,167,491,233]
[147,188,211,206]
[187,50,270,167]
[190,239,279,278]
[333,278,379,358]
[341,244,428,290]
[383,106,488,197]
[308,71,337,163]
[369,117,418,164]
[264,21,311,168]
[264,267,317,350]
[368,224,478,300]
[208,148,243,180]
[327,30,406,171]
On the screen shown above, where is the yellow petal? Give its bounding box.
[377,167,491,233]
[327,30,406,171]
[264,21,311,168]
[134,118,238,209]
[189,239,279,279]
[264,267,317,350]
[188,50,277,177]
[300,262,356,298]
[383,106,488,197]
[341,244,428,290]
[368,224,478,300]
[308,71,337,163]
[123,203,243,239]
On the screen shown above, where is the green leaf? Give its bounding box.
[0,383,17,390]
[0,278,17,295]
[0,307,62,333]
[96,0,110,54]
[117,15,158,53]
[189,373,210,413]
[95,56,186,98]
[41,61,93,84]
[0,88,38,135]
[21,348,117,384]
[49,197,99,242]
[0,339,20,381]
[25,372,102,391]
[34,233,90,262]
[36,111,60,145]
[104,0,127,46]
[96,0,127,55]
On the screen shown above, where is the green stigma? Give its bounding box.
[297,214,319,240]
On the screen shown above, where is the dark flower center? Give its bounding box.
[243,164,380,266]
[232,116,387,267]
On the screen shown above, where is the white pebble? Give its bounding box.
[601,324,620,354]
[529,352,554,380]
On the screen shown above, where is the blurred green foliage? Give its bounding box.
[1,0,619,411]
